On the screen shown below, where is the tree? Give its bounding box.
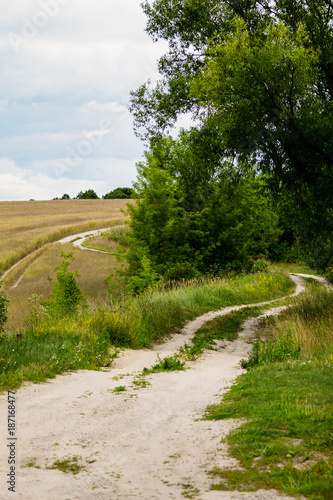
[124,133,282,290]
[103,187,134,199]
[130,0,333,275]
[61,194,70,200]
[45,252,85,317]
[75,189,99,199]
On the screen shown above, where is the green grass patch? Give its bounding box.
[180,306,264,360]
[206,362,333,498]
[49,456,84,475]
[143,354,186,373]
[113,385,126,393]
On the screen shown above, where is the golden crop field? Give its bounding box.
[0,199,132,331]
[6,242,124,331]
[0,199,130,275]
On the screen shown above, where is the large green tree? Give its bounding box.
[125,132,282,292]
[130,0,333,274]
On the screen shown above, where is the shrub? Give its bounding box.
[43,252,85,318]
[0,280,10,333]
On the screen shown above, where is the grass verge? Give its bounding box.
[206,283,333,499]
[86,272,294,348]
[180,306,264,361]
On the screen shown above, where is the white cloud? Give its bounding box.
[0,156,137,200]
[0,0,168,200]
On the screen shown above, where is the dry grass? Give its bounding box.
[0,199,131,275]
[268,284,333,357]
[6,242,124,332]
[82,234,120,253]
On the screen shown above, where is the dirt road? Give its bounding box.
[0,274,328,499]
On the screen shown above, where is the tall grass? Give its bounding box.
[0,271,295,392]
[246,283,333,366]
[272,285,333,357]
[31,272,294,349]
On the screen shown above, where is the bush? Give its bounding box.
[43,252,85,318]
[0,281,10,333]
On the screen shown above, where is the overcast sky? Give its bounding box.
[0,0,167,200]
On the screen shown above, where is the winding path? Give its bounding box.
[0,273,330,499]
[2,227,113,289]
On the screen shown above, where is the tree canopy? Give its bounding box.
[129,0,333,277]
[103,187,134,199]
[75,189,99,199]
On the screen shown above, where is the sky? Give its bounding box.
[0,0,167,200]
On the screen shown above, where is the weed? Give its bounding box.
[25,461,41,469]
[132,377,150,389]
[181,483,200,498]
[113,386,126,393]
[143,355,186,373]
[49,456,84,475]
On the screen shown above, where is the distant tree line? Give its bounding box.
[53,187,134,200]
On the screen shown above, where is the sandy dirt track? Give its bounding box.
[0,274,328,500]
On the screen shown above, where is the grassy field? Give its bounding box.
[0,199,130,277]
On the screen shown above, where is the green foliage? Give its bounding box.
[49,457,83,475]
[61,194,70,199]
[124,133,282,290]
[0,281,10,334]
[113,385,126,393]
[75,189,99,199]
[103,187,134,199]
[130,0,333,276]
[44,252,85,318]
[143,355,186,373]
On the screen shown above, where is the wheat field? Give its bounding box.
[0,199,130,275]
[0,199,131,331]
